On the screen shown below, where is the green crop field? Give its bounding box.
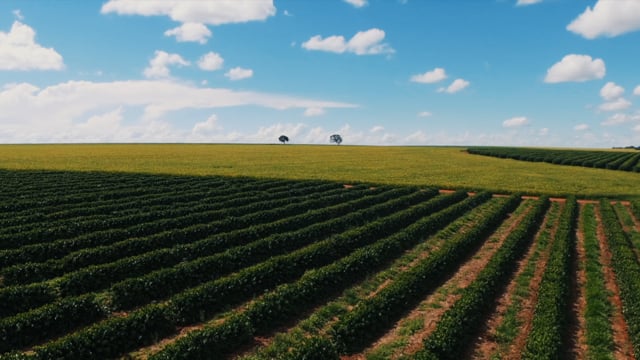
[2,145,640,359]
[0,144,638,198]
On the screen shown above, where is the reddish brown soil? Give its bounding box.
[595,205,636,360]
[568,203,589,359]
[360,202,535,359]
[470,202,562,360]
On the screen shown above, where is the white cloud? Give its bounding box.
[370,125,384,133]
[417,111,432,117]
[344,0,368,8]
[544,54,605,83]
[101,0,276,26]
[567,0,640,39]
[164,23,211,44]
[438,78,470,94]
[0,79,357,143]
[503,116,530,128]
[600,81,624,101]
[601,112,640,126]
[225,67,253,81]
[0,20,64,71]
[539,128,549,136]
[304,107,325,117]
[574,123,590,131]
[516,0,543,6]
[12,10,24,20]
[599,98,632,112]
[635,85,640,96]
[302,28,394,55]
[197,52,224,71]
[192,114,222,135]
[144,50,189,78]
[410,68,447,84]
[283,10,293,17]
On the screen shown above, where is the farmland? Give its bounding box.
[0,144,639,198]
[1,166,640,359]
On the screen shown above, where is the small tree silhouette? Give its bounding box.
[330,134,342,145]
[278,135,289,144]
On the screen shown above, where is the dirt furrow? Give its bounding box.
[362,201,535,359]
[469,202,562,360]
[568,203,588,359]
[595,205,636,360]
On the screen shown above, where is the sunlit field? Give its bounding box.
[0,144,638,198]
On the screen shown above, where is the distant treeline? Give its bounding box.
[467,147,640,173]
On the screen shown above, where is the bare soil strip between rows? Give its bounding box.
[469,201,562,360]
[568,202,589,359]
[596,205,636,360]
[360,201,536,359]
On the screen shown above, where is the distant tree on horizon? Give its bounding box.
[279,135,289,144]
[330,134,342,145]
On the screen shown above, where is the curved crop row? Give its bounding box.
[518,196,577,358]
[414,196,550,360]
[148,193,492,360]
[330,194,525,355]
[599,200,640,358]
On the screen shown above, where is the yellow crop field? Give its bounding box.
[0,144,637,198]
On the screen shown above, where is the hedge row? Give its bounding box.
[149,193,491,359]
[0,188,372,317]
[0,180,336,251]
[521,197,577,359]
[0,183,350,278]
[330,194,524,355]
[415,196,550,360]
[468,147,640,173]
[167,191,468,325]
[0,294,105,354]
[599,200,640,358]
[108,188,430,309]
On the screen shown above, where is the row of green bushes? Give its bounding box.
[415,196,549,359]
[0,180,337,252]
[167,191,468,325]
[108,188,429,310]
[599,200,640,357]
[468,147,640,173]
[0,188,374,317]
[0,177,287,240]
[149,193,491,359]
[520,197,577,358]
[333,194,526,355]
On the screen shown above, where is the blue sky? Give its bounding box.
[0,0,639,146]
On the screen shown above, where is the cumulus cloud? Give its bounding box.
[197,52,224,71]
[144,50,189,78]
[302,28,394,55]
[516,0,543,6]
[304,107,325,117]
[0,20,64,71]
[410,68,447,84]
[370,125,384,133]
[600,82,624,101]
[599,98,632,112]
[101,0,276,26]
[438,78,470,94]
[635,85,640,96]
[574,124,590,131]
[417,111,432,117]
[0,79,357,143]
[567,0,640,39]
[601,112,640,126]
[503,116,530,128]
[225,67,253,81]
[164,23,211,44]
[544,54,605,83]
[192,114,222,135]
[344,0,368,8]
